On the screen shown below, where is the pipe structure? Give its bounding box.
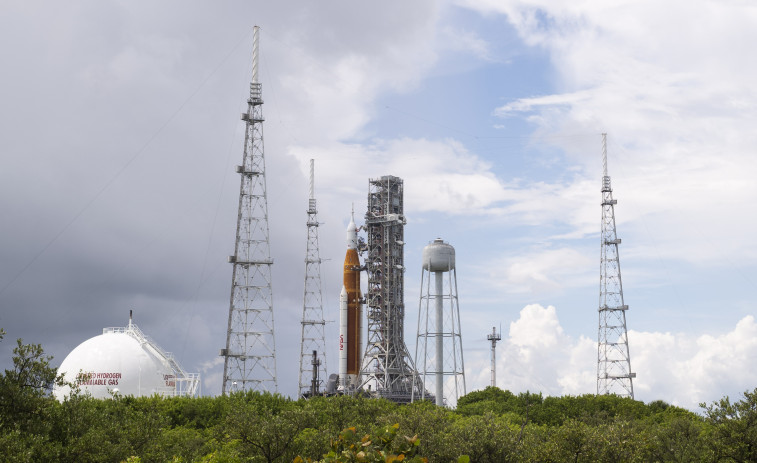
[434,271,444,405]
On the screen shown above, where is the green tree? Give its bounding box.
[378,399,462,461]
[0,337,60,428]
[449,412,519,463]
[221,391,313,463]
[299,424,431,463]
[50,392,169,463]
[456,387,518,416]
[702,388,757,462]
[648,414,709,462]
[0,332,63,461]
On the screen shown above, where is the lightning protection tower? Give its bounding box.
[597,133,635,399]
[414,238,466,406]
[487,327,501,388]
[221,26,277,394]
[298,159,328,397]
[360,175,424,403]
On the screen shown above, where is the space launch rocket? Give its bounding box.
[339,212,362,389]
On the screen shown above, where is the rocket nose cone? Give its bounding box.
[340,286,347,297]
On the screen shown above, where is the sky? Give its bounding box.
[1,0,756,411]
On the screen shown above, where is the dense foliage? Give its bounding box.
[2,333,757,462]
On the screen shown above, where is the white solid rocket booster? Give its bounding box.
[339,285,348,389]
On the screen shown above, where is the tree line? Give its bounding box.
[2,331,757,462]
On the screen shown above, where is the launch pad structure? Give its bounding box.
[359,175,424,403]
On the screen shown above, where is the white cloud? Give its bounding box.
[454,0,757,269]
[441,26,494,61]
[633,316,757,408]
[465,303,757,410]
[472,247,594,296]
[289,137,510,217]
[80,35,188,88]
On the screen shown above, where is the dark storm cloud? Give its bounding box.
[0,0,442,397]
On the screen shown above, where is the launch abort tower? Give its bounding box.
[360,175,423,403]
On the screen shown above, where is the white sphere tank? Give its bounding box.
[54,327,177,401]
[422,238,455,272]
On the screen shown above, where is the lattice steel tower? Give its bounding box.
[221,26,277,394]
[298,159,327,397]
[359,176,424,403]
[597,133,635,399]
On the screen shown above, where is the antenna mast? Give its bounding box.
[221,25,277,394]
[298,159,328,397]
[597,133,635,398]
[487,327,501,388]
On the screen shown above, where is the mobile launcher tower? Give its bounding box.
[358,175,424,403]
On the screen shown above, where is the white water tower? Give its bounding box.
[414,238,466,406]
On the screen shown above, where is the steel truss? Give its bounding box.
[221,26,277,394]
[359,175,423,403]
[597,133,635,399]
[298,160,327,397]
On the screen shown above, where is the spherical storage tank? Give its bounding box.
[54,320,199,401]
[422,238,455,272]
